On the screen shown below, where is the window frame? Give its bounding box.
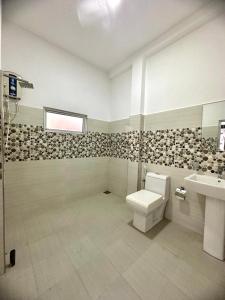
[43,107,87,134]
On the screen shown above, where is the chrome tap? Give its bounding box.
[217,165,225,179]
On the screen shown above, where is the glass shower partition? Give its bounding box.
[0,71,6,274]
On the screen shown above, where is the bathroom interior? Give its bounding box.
[0,0,225,299]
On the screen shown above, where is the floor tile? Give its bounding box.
[123,256,168,300]
[65,236,101,270]
[5,221,26,250]
[170,259,225,300]
[36,271,90,300]
[119,225,152,255]
[181,248,225,288]
[29,234,62,265]
[57,222,87,249]
[50,208,76,230]
[0,267,38,300]
[139,242,179,278]
[23,216,52,244]
[2,193,225,300]
[77,254,120,300]
[159,281,191,300]
[98,276,141,300]
[32,252,74,295]
[103,239,140,273]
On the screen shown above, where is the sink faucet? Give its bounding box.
[217,165,225,179]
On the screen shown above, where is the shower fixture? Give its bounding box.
[3,72,34,118]
[2,71,34,146]
[18,80,34,90]
[3,72,34,100]
[0,71,34,273]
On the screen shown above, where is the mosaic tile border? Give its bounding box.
[2,123,225,173]
[4,123,111,162]
[141,128,225,173]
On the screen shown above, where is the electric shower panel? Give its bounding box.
[3,72,22,100]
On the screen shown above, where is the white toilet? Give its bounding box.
[126,172,170,232]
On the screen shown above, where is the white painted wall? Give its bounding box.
[144,14,225,115]
[2,21,111,121]
[110,68,131,121]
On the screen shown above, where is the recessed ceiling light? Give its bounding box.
[106,0,122,12]
[77,0,123,27]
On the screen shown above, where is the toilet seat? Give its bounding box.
[126,189,163,215]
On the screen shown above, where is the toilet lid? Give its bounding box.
[126,190,163,213]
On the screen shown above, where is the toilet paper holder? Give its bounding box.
[175,186,187,200]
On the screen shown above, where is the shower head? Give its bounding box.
[3,73,34,89]
[18,79,34,89]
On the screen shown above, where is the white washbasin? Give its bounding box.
[184,174,225,201]
[184,173,225,261]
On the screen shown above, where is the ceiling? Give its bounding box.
[3,0,209,71]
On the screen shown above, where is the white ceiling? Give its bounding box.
[3,0,209,71]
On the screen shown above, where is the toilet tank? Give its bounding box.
[145,172,170,201]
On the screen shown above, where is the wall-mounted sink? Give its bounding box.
[185,174,225,201]
[185,174,225,261]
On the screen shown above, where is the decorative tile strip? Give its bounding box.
[141,130,175,166]
[173,128,202,169]
[4,123,111,162]
[110,131,140,162]
[3,123,225,173]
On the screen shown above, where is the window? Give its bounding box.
[44,107,87,134]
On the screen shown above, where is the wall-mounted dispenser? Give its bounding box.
[175,186,187,200]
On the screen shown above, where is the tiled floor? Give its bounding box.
[0,193,225,300]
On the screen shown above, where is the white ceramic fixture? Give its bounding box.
[126,172,170,233]
[184,174,225,260]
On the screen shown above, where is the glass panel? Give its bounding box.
[46,112,83,132]
[219,120,225,151]
[0,73,6,275]
[202,100,225,151]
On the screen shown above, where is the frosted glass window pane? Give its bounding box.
[46,112,83,132]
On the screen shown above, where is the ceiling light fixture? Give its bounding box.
[106,0,122,11]
[77,0,122,27]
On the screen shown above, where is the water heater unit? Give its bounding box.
[3,72,23,100]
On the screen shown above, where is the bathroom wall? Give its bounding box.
[3,108,110,255]
[141,14,225,233]
[3,106,110,226]
[106,103,225,234]
[142,106,205,233]
[1,20,112,243]
[141,105,225,234]
[108,69,132,197]
[110,69,131,121]
[144,13,225,115]
[2,21,111,121]
[106,13,225,234]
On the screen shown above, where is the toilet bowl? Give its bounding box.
[126,172,170,232]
